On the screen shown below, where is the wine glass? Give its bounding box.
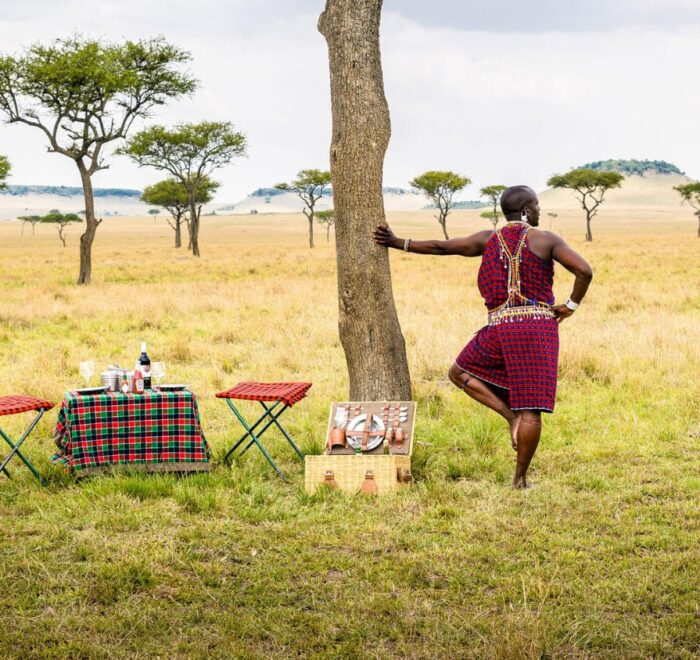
[151,361,165,388]
[79,360,95,388]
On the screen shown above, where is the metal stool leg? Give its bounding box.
[224,401,286,480]
[222,400,283,464]
[259,401,305,461]
[0,410,46,484]
[239,403,291,455]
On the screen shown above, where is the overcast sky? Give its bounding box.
[0,0,698,202]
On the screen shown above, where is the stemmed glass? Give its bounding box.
[151,362,165,389]
[79,360,95,388]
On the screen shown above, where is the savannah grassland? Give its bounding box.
[0,208,699,659]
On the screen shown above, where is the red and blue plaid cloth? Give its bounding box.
[52,390,211,473]
[456,223,559,412]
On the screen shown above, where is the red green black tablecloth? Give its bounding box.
[52,389,210,475]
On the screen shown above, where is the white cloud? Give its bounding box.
[0,2,697,203]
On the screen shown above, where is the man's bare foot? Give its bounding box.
[512,475,531,489]
[509,413,521,450]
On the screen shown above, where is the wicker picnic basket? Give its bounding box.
[304,400,416,495]
[304,454,412,495]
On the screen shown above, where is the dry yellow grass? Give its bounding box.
[0,207,699,657]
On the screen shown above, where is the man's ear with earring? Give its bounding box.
[521,208,529,223]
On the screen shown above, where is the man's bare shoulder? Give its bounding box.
[529,228,565,246]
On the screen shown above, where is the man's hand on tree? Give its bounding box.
[373,224,399,248]
[552,304,575,324]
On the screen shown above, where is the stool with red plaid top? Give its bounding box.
[216,381,312,479]
[0,395,55,484]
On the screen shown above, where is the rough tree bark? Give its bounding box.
[304,208,315,248]
[319,0,412,401]
[189,198,200,257]
[174,214,182,248]
[77,163,100,285]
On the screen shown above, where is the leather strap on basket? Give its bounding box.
[360,470,378,495]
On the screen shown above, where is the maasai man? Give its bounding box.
[373,186,592,488]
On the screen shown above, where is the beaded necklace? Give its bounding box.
[488,223,554,325]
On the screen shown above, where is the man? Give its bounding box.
[373,185,592,488]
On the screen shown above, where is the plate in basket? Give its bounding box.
[75,386,109,395]
[345,413,385,451]
[158,384,188,391]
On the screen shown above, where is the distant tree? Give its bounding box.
[148,208,160,219]
[674,182,700,237]
[0,154,10,189]
[0,36,197,284]
[18,214,41,236]
[274,169,332,248]
[410,170,471,239]
[479,210,499,228]
[141,177,219,248]
[546,212,558,230]
[480,184,507,228]
[316,209,336,242]
[120,121,245,256]
[39,211,82,247]
[547,168,624,241]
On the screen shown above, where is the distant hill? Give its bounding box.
[539,159,693,210]
[580,159,684,176]
[0,185,141,198]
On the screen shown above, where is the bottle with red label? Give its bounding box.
[133,368,144,394]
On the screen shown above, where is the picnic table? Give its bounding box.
[52,389,211,476]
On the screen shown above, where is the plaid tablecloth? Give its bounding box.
[51,389,211,475]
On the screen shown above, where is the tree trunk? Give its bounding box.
[439,212,450,239]
[58,225,66,247]
[189,197,200,257]
[174,212,182,248]
[306,211,315,248]
[697,212,700,238]
[77,163,98,285]
[585,212,593,241]
[319,0,412,401]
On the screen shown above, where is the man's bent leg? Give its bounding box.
[448,363,520,449]
[513,410,541,489]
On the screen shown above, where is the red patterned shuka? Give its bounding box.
[455,221,559,412]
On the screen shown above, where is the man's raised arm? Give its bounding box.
[373,224,492,257]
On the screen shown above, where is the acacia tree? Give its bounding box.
[0,36,197,284]
[18,214,41,236]
[315,209,335,242]
[319,0,411,401]
[410,170,470,239]
[40,210,82,247]
[274,169,331,248]
[480,184,506,228]
[480,210,499,228]
[547,168,624,241]
[674,182,700,237]
[120,122,245,256]
[141,177,219,248]
[0,154,9,188]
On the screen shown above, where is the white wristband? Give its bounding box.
[565,298,579,311]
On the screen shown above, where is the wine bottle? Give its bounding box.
[138,342,151,389]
